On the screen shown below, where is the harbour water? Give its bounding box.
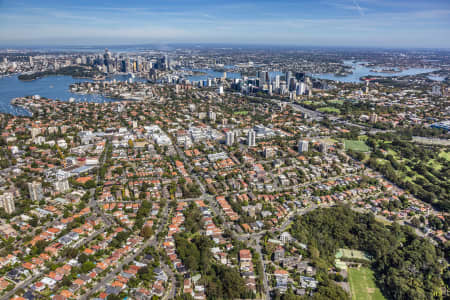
[314,61,438,83]
[0,63,439,116]
[0,74,145,116]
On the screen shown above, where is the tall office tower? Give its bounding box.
[226,131,235,146]
[275,75,280,89]
[54,179,70,194]
[208,111,216,122]
[298,140,309,153]
[136,57,141,72]
[285,71,292,91]
[258,71,267,85]
[295,72,305,81]
[107,64,115,74]
[104,48,112,61]
[280,83,287,95]
[28,181,43,202]
[247,129,256,147]
[29,56,33,66]
[296,84,301,96]
[289,78,296,92]
[296,82,307,96]
[164,54,170,70]
[0,192,15,214]
[272,82,277,93]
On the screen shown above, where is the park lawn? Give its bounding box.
[439,151,450,161]
[375,216,391,226]
[321,138,339,144]
[427,159,442,171]
[426,151,450,171]
[345,140,371,152]
[348,267,386,300]
[233,111,248,115]
[328,99,344,105]
[317,106,340,114]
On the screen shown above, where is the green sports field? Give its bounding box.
[348,267,386,300]
[233,111,248,115]
[317,106,340,114]
[344,140,371,152]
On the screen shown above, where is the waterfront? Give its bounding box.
[314,61,438,83]
[0,74,144,116]
[0,63,441,116]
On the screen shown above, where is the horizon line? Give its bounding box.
[1,42,450,51]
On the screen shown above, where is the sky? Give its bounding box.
[0,0,449,48]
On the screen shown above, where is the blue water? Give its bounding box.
[428,75,446,81]
[314,61,438,83]
[0,74,146,116]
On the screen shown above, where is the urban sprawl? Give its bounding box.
[0,47,449,300]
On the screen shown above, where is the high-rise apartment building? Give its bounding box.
[208,111,216,122]
[54,179,70,194]
[298,140,309,153]
[0,192,15,214]
[226,131,235,146]
[247,129,256,147]
[28,181,43,202]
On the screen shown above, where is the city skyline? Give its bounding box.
[0,0,450,48]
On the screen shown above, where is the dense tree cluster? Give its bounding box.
[183,203,204,234]
[363,137,450,211]
[290,206,445,300]
[18,66,102,81]
[175,234,253,299]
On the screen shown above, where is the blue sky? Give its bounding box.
[0,0,449,48]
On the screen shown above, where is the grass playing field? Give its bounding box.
[233,111,248,115]
[344,140,371,152]
[348,267,386,300]
[317,106,340,114]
